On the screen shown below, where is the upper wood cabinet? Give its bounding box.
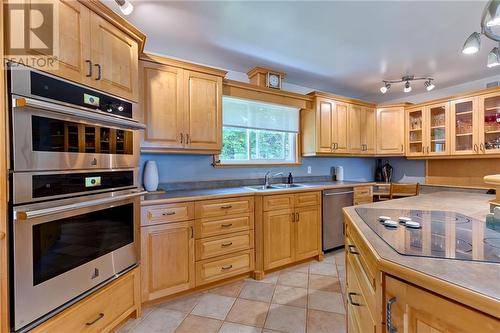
[139,56,225,154]
[349,105,375,154]
[478,92,500,155]
[6,0,142,102]
[376,106,405,155]
[451,97,479,155]
[405,102,450,157]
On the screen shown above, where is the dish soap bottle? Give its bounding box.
[287,172,293,184]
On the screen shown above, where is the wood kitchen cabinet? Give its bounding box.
[260,192,321,271]
[376,106,405,155]
[349,105,375,154]
[478,91,500,155]
[405,102,450,157]
[384,276,500,333]
[139,55,225,154]
[141,221,195,301]
[6,0,142,101]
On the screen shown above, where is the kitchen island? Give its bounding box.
[343,191,500,332]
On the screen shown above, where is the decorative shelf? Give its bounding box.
[456,111,473,116]
[455,133,473,137]
[409,141,422,144]
[431,125,446,129]
[409,128,422,131]
[485,129,500,134]
[431,139,446,142]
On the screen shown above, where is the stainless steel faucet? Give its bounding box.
[264,172,284,187]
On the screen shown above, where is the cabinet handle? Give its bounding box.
[221,223,233,228]
[401,144,404,152]
[296,212,300,222]
[347,244,359,255]
[426,146,430,154]
[94,64,102,80]
[186,133,190,144]
[221,264,233,271]
[480,143,485,152]
[331,143,334,151]
[291,213,295,222]
[85,60,92,77]
[220,205,232,209]
[386,297,397,333]
[221,242,233,247]
[180,133,184,144]
[474,143,478,152]
[86,313,104,326]
[190,226,194,239]
[162,211,175,216]
[347,292,361,306]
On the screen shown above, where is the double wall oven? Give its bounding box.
[7,64,145,332]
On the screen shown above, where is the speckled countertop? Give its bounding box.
[344,191,500,318]
[142,180,374,205]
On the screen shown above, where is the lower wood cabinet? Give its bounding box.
[31,268,140,333]
[384,276,500,333]
[261,191,321,271]
[141,221,195,301]
[353,185,373,205]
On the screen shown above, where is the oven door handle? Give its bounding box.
[14,97,146,130]
[15,191,147,221]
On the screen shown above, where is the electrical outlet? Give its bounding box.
[307,166,312,174]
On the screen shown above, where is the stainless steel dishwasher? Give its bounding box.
[322,188,354,251]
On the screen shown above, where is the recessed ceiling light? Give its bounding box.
[487,47,500,67]
[462,32,481,55]
[115,0,134,15]
[403,81,412,93]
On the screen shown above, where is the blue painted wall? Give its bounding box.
[139,154,392,184]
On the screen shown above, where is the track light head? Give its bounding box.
[487,47,500,67]
[380,82,390,94]
[486,0,500,27]
[115,0,134,15]
[462,32,481,55]
[424,80,435,91]
[403,81,412,93]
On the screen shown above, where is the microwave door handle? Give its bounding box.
[15,191,147,221]
[13,97,146,130]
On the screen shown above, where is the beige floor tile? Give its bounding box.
[277,271,308,288]
[226,299,270,328]
[262,330,285,333]
[308,290,345,314]
[219,322,263,333]
[247,272,279,284]
[117,306,156,332]
[307,309,346,333]
[264,304,306,333]
[210,280,245,298]
[309,262,338,277]
[322,253,336,264]
[191,293,236,320]
[283,262,310,273]
[272,285,308,308]
[239,281,275,302]
[175,314,222,333]
[131,308,186,333]
[308,274,342,292]
[160,293,202,313]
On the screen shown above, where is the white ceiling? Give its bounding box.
[110,0,500,102]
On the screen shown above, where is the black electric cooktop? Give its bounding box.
[355,208,500,264]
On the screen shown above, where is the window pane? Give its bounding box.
[220,127,249,160]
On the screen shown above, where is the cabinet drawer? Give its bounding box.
[195,250,254,286]
[195,213,254,239]
[195,197,254,219]
[32,269,138,333]
[346,256,376,333]
[195,231,253,260]
[142,202,194,226]
[354,186,372,199]
[263,194,294,211]
[294,191,320,207]
[345,224,377,292]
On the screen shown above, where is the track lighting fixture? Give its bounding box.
[379,75,434,94]
[424,80,435,91]
[380,82,391,94]
[487,47,500,67]
[462,0,500,67]
[115,0,134,15]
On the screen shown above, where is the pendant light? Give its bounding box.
[462,32,481,54]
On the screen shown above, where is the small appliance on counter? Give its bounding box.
[143,160,159,192]
[334,165,344,181]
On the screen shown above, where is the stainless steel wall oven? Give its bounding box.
[7,64,145,332]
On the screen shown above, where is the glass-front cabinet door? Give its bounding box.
[479,92,500,154]
[406,108,425,156]
[451,97,478,155]
[427,102,449,156]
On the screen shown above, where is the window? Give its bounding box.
[219,97,300,165]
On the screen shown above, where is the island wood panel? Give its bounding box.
[426,159,500,188]
[0,4,8,331]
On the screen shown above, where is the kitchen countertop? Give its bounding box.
[344,191,500,318]
[142,180,374,205]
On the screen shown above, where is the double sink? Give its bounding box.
[245,183,307,191]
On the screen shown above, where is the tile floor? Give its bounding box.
[118,249,346,333]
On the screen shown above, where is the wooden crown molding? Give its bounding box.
[140,53,227,77]
[81,0,146,53]
[223,79,312,109]
[405,85,500,109]
[376,102,414,109]
[308,91,376,108]
[247,66,286,79]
